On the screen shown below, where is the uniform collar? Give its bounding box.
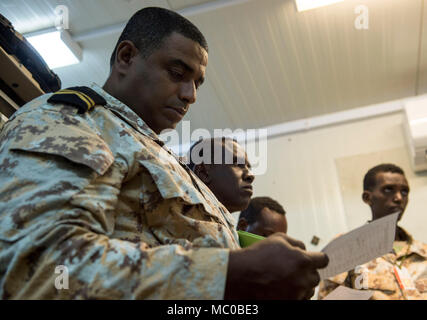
[408,239,427,259]
[90,83,164,146]
[393,227,427,259]
[395,226,412,242]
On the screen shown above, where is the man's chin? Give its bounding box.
[226,200,250,213]
[237,199,251,212]
[390,209,404,220]
[373,212,404,223]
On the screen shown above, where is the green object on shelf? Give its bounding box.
[237,230,265,248]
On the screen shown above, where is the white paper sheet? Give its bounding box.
[318,212,399,280]
[322,285,373,300]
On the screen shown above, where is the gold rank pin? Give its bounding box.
[47,86,107,114]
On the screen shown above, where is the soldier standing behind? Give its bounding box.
[318,164,427,300]
[188,137,255,214]
[238,197,288,237]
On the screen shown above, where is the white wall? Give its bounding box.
[243,111,427,252]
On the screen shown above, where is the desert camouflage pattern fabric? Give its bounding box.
[318,228,427,300]
[0,83,240,299]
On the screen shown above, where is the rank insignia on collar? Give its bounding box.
[47,86,107,114]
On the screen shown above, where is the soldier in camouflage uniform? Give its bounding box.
[0,7,328,299]
[318,164,427,300]
[188,140,289,237]
[237,197,288,237]
[187,137,255,214]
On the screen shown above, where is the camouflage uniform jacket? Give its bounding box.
[0,83,240,299]
[318,228,427,300]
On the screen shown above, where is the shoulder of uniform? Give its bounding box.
[47,86,107,114]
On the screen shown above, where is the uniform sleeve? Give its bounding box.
[317,280,340,299]
[317,271,349,300]
[0,107,229,299]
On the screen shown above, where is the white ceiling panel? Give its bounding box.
[0,0,170,34]
[186,0,423,131]
[1,0,426,134]
[0,0,58,34]
[167,0,214,10]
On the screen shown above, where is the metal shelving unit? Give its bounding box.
[0,45,44,121]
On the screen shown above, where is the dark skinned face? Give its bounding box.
[199,141,255,213]
[109,32,207,134]
[244,207,288,237]
[363,172,410,222]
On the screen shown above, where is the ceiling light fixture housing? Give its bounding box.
[295,0,344,12]
[26,29,82,69]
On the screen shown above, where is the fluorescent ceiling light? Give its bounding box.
[26,29,82,69]
[295,0,344,12]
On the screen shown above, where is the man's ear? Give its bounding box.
[362,191,372,206]
[194,163,211,184]
[114,40,139,73]
[237,218,248,231]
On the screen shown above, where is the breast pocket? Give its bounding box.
[138,157,214,215]
[137,151,239,248]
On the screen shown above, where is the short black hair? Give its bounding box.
[363,163,405,191]
[239,197,286,225]
[110,7,208,68]
[187,137,238,170]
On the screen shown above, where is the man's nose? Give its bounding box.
[244,168,255,184]
[179,81,196,105]
[393,192,403,202]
